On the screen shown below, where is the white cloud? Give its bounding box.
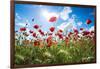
[16,23,26,27]
[68,17,77,29]
[77,22,82,26]
[16,19,30,27]
[16,22,30,28]
[57,15,78,34]
[42,9,59,21]
[60,7,72,21]
[57,21,73,31]
[25,19,30,27]
[89,26,94,31]
[16,13,21,20]
[68,18,74,23]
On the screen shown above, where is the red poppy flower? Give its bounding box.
[20,27,26,31]
[38,29,44,36]
[47,42,52,47]
[33,40,40,46]
[49,27,55,32]
[49,16,57,22]
[58,29,63,33]
[65,37,69,45]
[33,24,39,29]
[32,33,36,37]
[80,28,84,30]
[29,30,33,33]
[66,37,69,39]
[74,29,79,34]
[91,31,94,33]
[58,33,63,39]
[40,31,44,36]
[46,36,52,47]
[47,36,52,43]
[90,31,94,35]
[83,31,90,36]
[86,19,92,24]
[38,29,42,33]
[68,32,73,37]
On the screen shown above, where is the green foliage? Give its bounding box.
[15,38,95,65]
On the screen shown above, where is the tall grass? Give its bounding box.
[15,38,95,65]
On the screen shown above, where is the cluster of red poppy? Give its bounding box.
[17,19,94,47]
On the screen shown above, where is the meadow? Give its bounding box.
[15,23,96,65]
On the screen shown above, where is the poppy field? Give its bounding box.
[14,4,96,65]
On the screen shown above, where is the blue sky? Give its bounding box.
[15,4,95,33]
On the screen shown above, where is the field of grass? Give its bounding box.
[15,38,95,65]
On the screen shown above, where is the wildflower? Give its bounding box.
[38,39,44,48]
[33,24,39,29]
[58,29,63,33]
[38,29,44,36]
[83,31,90,36]
[52,40,58,46]
[68,32,73,37]
[40,31,44,36]
[80,28,84,30]
[22,40,30,45]
[49,16,57,22]
[58,33,63,39]
[33,40,40,46]
[20,27,26,31]
[32,33,36,37]
[38,29,42,33]
[86,19,92,24]
[49,27,55,32]
[29,30,33,33]
[74,29,79,34]
[46,36,52,47]
[91,30,94,34]
[65,37,69,46]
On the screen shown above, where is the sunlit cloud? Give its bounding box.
[60,7,72,21]
[77,22,82,26]
[89,26,94,31]
[16,23,26,27]
[16,13,22,20]
[57,21,73,31]
[42,9,59,22]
